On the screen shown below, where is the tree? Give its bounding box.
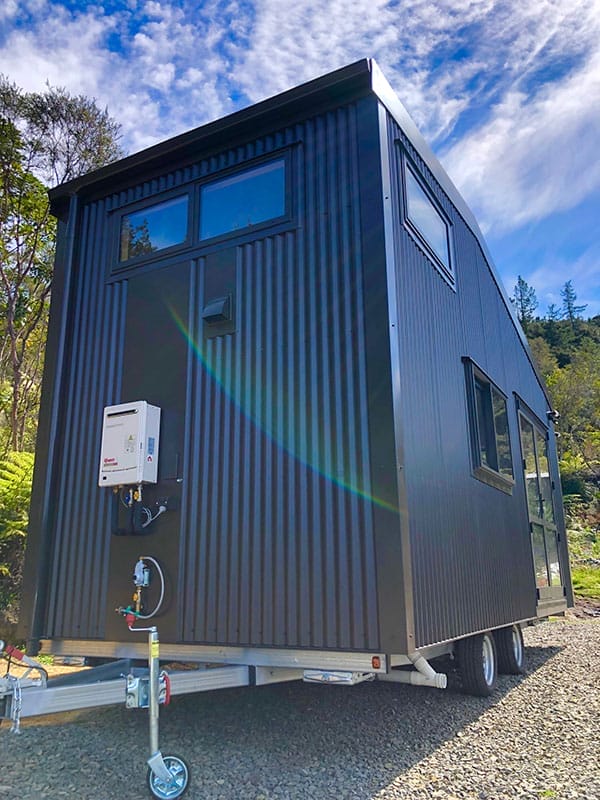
[0,451,34,627]
[512,276,538,334]
[0,119,55,452]
[0,76,123,453]
[23,83,123,186]
[560,280,587,333]
[547,341,600,481]
[547,303,561,321]
[121,217,155,260]
[529,336,558,382]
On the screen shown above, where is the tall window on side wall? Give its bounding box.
[199,158,286,241]
[463,359,514,493]
[119,194,189,263]
[403,159,454,285]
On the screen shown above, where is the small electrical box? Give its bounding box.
[98,401,161,487]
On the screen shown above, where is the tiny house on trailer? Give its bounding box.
[19,59,572,697]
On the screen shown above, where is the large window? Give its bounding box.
[404,161,453,280]
[199,158,286,240]
[119,195,188,262]
[464,359,514,492]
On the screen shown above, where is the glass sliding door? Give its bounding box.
[518,411,564,599]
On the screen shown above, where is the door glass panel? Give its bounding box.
[545,530,562,586]
[519,416,540,518]
[535,429,555,523]
[520,409,564,599]
[531,523,548,588]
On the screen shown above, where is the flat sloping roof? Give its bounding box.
[49,58,549,405]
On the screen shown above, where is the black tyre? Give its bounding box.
[457,632,497,696]
[147,755,190,799]
[494,625,525,675]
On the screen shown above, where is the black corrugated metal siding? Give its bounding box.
[385,111,544,647]
[45,201,126,638]
[38,101,381,651]
[179,107,380,650]
[21,63,566,657]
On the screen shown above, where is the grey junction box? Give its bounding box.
[19,59,572,670]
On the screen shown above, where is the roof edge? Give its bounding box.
[369,61,551,407]
[48,57,549,407]
[49,58,374,204]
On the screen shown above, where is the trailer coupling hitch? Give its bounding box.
[0,640,48,734]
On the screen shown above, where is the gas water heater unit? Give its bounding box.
[98,401,161,487]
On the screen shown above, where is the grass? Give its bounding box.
[565,492,600,601]
[570,566,600,599]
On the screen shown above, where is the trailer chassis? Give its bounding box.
[2,620,532,796]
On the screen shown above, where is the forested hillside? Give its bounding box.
[513,277,599,490]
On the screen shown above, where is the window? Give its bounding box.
[464,359,514,492]
[404,161,453,279]
[119,195,188,262]
[200,159,286,240]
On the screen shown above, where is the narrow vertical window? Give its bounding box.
[403,160,453,280]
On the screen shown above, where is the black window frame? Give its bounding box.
[197,154,291,245]
[463,358,515,493]
[111,187,194,274]
[401,155,455,287]
[109,149,295,277]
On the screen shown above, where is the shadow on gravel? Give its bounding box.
[0,643,562,800]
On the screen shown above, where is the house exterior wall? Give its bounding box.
[21,96,393,653]
[19,62,569,659]
[381,107,568,648]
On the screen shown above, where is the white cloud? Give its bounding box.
[441,48,600,233]
[0,4,119,96]
[0,0,599,234]
[0,0,19,22]
[0,0,597,315]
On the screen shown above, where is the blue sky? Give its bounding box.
[1,0,598,316]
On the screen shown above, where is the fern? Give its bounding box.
[0,452,34,610]
[0,451,35,543]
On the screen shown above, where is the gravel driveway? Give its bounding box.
[1,617,599,800]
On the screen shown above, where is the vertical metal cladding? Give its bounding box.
[26,63,569,658]
[42,101,379,650]
[45,200,126,639]
[179,106,379,651]
[386,113,540,647]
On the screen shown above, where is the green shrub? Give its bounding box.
[0,451,35,612]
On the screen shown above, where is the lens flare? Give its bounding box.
[169,304,399,514]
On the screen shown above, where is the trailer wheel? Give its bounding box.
[494,625,525,674]
[457,632,497,696]
[147,755,190,799]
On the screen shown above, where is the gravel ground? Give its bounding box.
[1,616,599,800]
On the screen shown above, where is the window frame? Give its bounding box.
[111,187,194,274]
[401,155,455,286]
[197,154,291,245]
[109,149,296,276]
[463,358,515,493]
